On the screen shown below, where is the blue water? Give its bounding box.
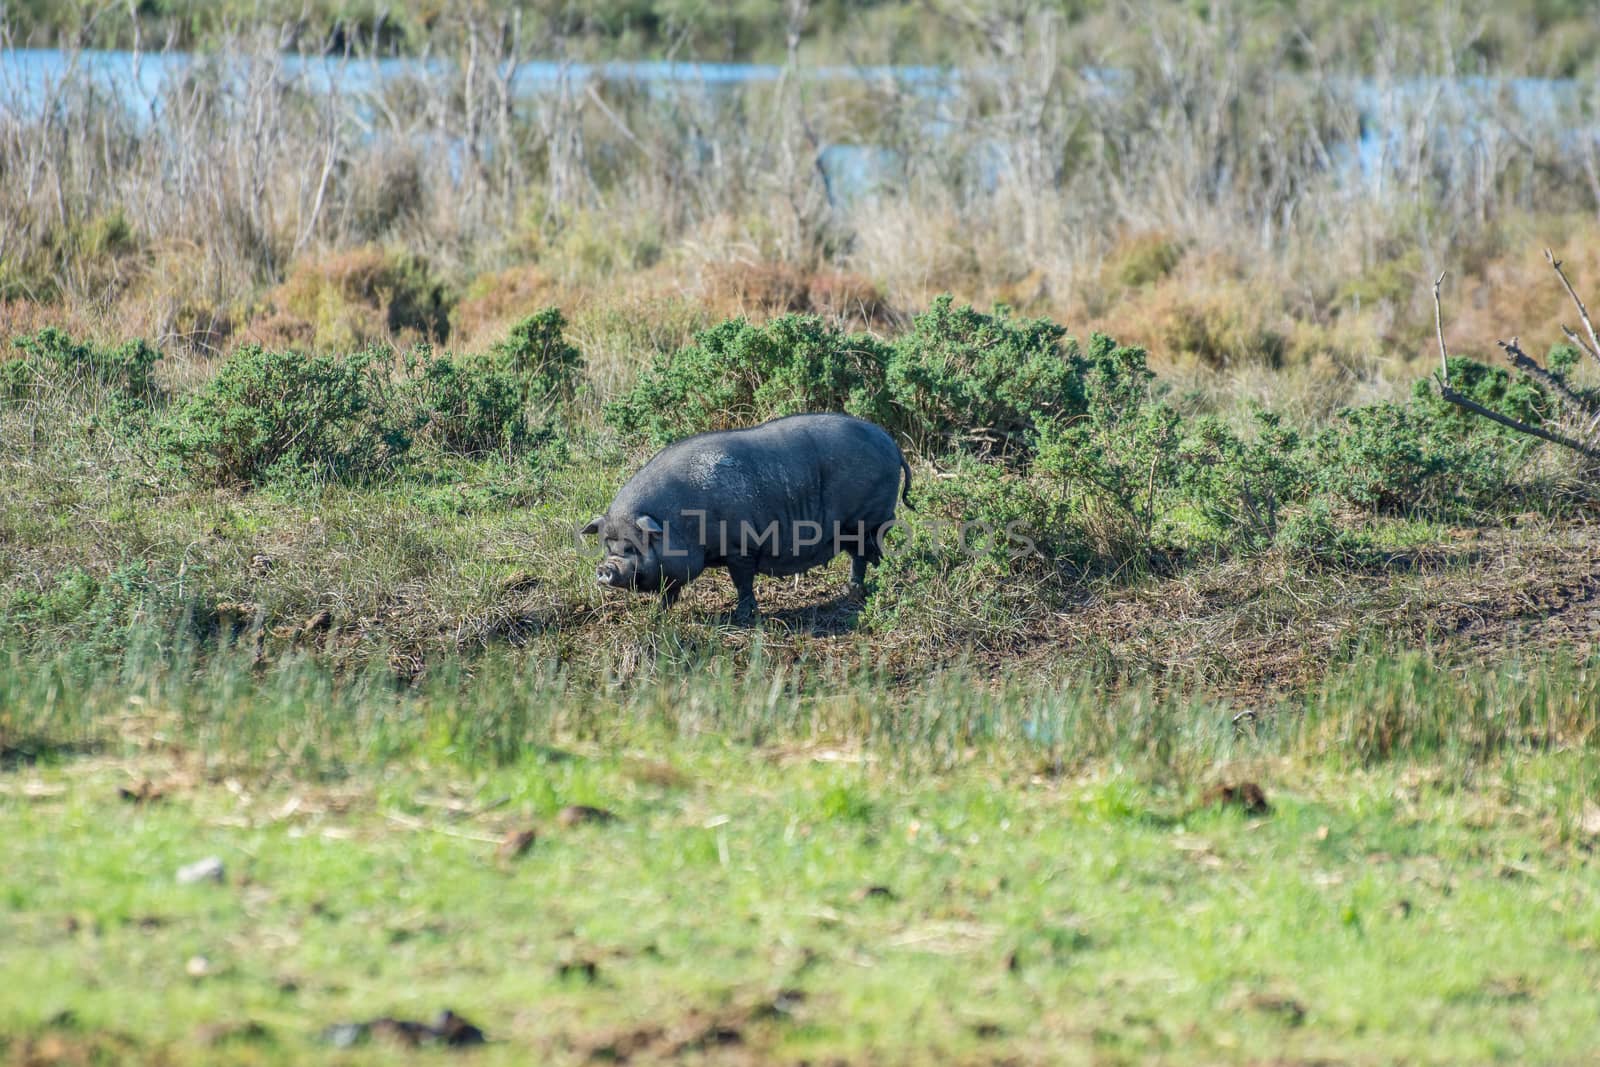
[0,47,957,111]
[1,48,1591,206]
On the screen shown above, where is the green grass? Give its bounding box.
[6,256,1600,1065]
[4,649,1600,1064]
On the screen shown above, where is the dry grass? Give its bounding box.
[449,265,567,353]
[1024,520,1600,704]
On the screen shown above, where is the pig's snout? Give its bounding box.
[595,557,624,586]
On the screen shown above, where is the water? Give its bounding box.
[1,48,1592,206]
[0,47,957,112]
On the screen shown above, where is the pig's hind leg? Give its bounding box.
[847,553,869,601]
[727,562,760,623]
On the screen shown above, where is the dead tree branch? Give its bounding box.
[1432,270,1451,380]
[1437,384,1600,458]
[1547,248,1600,367]
[1497,338,1600,414]
[1432,271,1600,461]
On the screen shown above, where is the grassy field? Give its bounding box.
[6,234,1600,1066]
[8,245,1600,1067]
[6,651,1600,1065]
[8,1,1600,1061]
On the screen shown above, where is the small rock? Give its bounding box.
[186,955,214,978]
[557,805,618,828]
[320,1022,368,1049]
[176,857,226,885]
[321,1010,486,1050]
[496,828,537,863]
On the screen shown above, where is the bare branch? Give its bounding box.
[1434,268,1600,460]
[1561,324,1600,365]
[1432,270,1450,383]
[1498,337,1600,415]
[1546,248,1600,368]
[1438,385,1600,459]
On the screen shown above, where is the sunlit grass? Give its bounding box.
[3,644,1599,1064]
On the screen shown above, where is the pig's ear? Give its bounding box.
[580,516,602,537]
[635,514,664,540]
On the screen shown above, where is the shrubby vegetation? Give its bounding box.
[606,298,1083,452]
[603,296,1562,591]
[5,295,1562,544]
[408,308,584,456]
[10,0,1600,77]
[878,297,1081,451]
[603,313,888,445]
[116,308,586,487]
[155,345,412,486]
[0,286,1583,664]
[6,8,1600,1059]
[2,327,162,408]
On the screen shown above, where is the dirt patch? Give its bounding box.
[1015,522,1600,704]
[9,1030,142,1066]
[483,521,1600,704]
[574,992,803,1064]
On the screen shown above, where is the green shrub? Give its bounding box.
[487,308,585,412]
[0,356,32,401]
[1418,355,1549,430]
[1179,409,1307,549]
[918,456,1078,571]
[1547,343,1583,377]
[4,328,162,406]
[407,309,584,456]
[1312,395,1528,515]
[862,456,1072,640]
[157,345,410,486]
[407,351,528,455]
[604,313,890,445]
[0,562,194,655]
[881,297,1080,451]
[603,298,1084,453]
[1032,336,1183,558]
[1273,499,1366,567]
